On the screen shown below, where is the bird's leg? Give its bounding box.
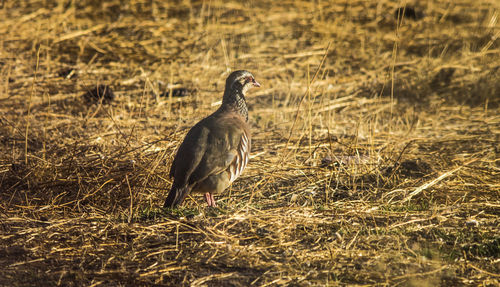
[210,193,217,207]
[204,192,212,207]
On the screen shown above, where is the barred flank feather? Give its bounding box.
[229,131,250,183]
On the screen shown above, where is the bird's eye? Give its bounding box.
[245,76,253,83]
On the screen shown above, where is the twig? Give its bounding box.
[391,265,448,281]
[126,175,133,223]
[400,158,479,203]
[467,262,500,277]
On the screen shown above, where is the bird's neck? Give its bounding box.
[220,88,248,121]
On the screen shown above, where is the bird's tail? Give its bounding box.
[163,185,189,208]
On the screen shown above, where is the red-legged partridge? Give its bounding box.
[164,70,260,207]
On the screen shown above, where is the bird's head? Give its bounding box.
[226,70,261,94]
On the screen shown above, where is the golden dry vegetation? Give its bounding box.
[0,0,499,286]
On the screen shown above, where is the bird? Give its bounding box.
[164,70,260,208]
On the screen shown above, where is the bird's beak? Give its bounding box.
[253,79,261,87]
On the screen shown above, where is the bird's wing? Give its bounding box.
[169,121,210,186]
[165,123,211,208]
[228,129,251,183]
[187,116,248,186]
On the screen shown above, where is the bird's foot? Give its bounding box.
[210,193,217,207]
[204,192,217,207]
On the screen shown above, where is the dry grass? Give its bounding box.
[0,0,499,286]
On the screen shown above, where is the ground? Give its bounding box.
[0,0,499,286]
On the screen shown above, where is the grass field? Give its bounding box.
[0,0,499,286]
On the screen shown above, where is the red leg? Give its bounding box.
[204,192,212,207]
[210,193,217,207]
